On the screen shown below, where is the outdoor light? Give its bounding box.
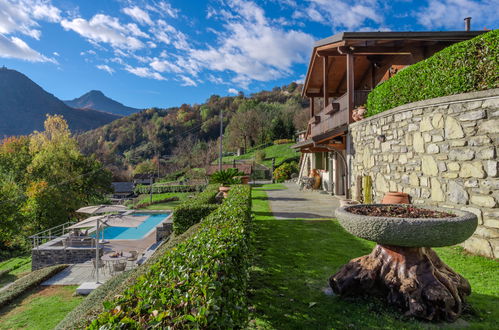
[377,134,386,142]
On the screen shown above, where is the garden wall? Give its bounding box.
[350,89,499,258]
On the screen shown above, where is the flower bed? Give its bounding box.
[89,185,252,329]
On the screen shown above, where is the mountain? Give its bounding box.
[64,90,140,116]
[0,68,120,137]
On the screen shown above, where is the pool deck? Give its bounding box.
[41,211,171,286]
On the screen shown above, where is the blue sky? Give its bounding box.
[0,0,497,109]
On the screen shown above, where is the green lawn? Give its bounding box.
[249,186,499,329]
[136,192,191,210]
[0,257,31,289]
[221,143,299,168]
[0,285,84,330]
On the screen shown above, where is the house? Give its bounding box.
[111,182,135,199]
[133,173,155,185]
[292,30,486,198]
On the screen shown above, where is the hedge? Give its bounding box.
[88,185,252,329]
[0,264,67,308]
[172,184,219,235]
[56,224,203,330]
[134,196,179,209]
[367,30,499,117]
[134,184,206,194]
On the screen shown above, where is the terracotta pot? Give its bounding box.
[219,186,230,198]
[241,176,250,184]
[382,192,410,204]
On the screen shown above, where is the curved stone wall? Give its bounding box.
[350,89,499,258]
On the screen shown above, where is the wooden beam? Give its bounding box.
[346,52,354,123]
[322,56,329,107]
[309,97,315,118]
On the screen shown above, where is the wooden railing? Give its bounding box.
[310,90,370,137]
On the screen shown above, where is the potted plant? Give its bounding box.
[210,168,244,197]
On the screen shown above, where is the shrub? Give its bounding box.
[273,161,298,182]
[0,264,67,308]
[134,184,205,194]
[134,196,179,209]
[172,184,219,235]
[89,185,252,329]
[56,225,203,330]
[210,168,244,185]
[273,138,294,145]
[255,150,266,162]
[367,30,499,117]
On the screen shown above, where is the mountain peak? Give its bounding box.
[64,90,140,116]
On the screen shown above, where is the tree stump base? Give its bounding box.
[329,245,471,322]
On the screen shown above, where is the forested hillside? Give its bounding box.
[78,83,309,179]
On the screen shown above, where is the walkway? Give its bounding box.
[42,261,115,286]
[265,182,341,219]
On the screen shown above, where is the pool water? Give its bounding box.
[97,213,170,240]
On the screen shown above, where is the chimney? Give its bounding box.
[464,17,471,31]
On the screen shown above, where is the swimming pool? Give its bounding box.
[97,213,171,240]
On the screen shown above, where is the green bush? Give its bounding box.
[209,168,244,185]
[367,30,499,117]
[273,138,294,145]
[56,225,203,330]
[134,196,179,209]
[172,184,219,235]
[89,185,252,329]
[255,150,266,162]
[0,264,67,308]
[273,161,298,182]
[134,184,205,194]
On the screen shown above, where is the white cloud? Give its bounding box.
[123,6,153,25]
[147,1,179,18]
[189,0,315,87]
[150,58,182,73]
[96,64,114,74]
[294,0,383,30]
[0,0,61,39]
[125,65,165,80]
[228,88,238,94]
[52,51,59,56]
[414,0,499,30]
[179,75,197,86]
[0,34,55,62]
[61,14,146,50]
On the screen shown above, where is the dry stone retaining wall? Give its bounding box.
[350,89,499,258]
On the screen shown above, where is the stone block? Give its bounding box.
[470,195,497,208]
[462,236,493,258]
[481,179,499,190]
[481,98,499,108]
[442,172,459,179]
[432,135,444,142]
[413,132,425,153]
[432,113,444,129]
[445,116,465,139]
[423,132,432,142]
[477,147,496,160]
[426,143,439,154]
[459,110,486,121]
[478,119,499,134]
[461,206,483,224]
[484,219,499,229]
[422,156,439,176]
[438,161,447,172]
[420,116,433,132]
[449,149,474,161]
[468,135,492,146]
[430,177,445,201]
[399,154,408,164]
[447,162,460,171]
[464,179,479,188]
[459,162,485,178]
[449,140,467,147]
[447,181,469,205]
[408,123,419,131]
[474,227,499,239]
[485,160,498,178]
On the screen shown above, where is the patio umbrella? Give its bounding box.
[76,205,130,283]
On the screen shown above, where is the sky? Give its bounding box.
[0,0,497,109]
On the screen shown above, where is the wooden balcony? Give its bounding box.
[310,90,369,138]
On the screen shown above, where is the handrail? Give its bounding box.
[29,221,77,249]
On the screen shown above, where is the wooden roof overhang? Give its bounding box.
[292,125,347,152]
[302,31,487,98]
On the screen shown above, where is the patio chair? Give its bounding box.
[91,258,106,276]
[112,260,127,274]
[127,250,139,268]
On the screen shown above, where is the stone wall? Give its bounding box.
[32,247,102,270]
[350,89,499,258]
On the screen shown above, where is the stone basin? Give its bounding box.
[335,204,478,247]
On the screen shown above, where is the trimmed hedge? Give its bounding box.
[367,30,499,117]
[172,184,219,235]
[134,196,179,209]
[0,264,67,308]
[56,224,203,330]
[134,184,206,194]
[89,185,252,329]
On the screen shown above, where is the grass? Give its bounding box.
[249,186,499,329]
[136,192,191,210]
[0,257,31,288]
[0,285,84,330]
[221,143,299,168]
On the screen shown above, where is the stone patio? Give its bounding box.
[266,182,341,219]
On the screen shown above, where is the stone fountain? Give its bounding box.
[330,204,478,322]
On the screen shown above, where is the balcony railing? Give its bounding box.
[310,90,370,138]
